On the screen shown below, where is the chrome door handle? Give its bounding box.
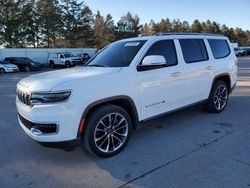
[206,66,212,70]
[171,72,181,77]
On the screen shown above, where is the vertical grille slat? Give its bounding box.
[17,90,31,106]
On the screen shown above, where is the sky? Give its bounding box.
[84,0,250,30]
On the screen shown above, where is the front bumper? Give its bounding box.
[229,83,236,94]
[5,68,19,73]
[16,96,83,142]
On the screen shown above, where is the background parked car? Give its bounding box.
[234,48,246,56]
[48,52,81,68]
[242,47,250,55]
[0,61,19,74]
[76,53,91,65]
[4,57,42,71]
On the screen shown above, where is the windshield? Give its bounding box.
[87,40,147,67]
[19,58,33,63]
[64,53,73,58]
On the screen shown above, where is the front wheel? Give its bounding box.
[0,68,5,74]
[206,80,229,113]
[82,105,132,157]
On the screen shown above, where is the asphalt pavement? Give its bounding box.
[0,57,249,188]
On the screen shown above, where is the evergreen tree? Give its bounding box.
[141,23,152,36]
[149,20,161,35]
[234,27,247,45]
[36,0,62,47]
[0,2,250,47]
[191,19,203,32]
[79,5,94,47]
[211,21,221,34]
[172,19,182,32]
[181,21,190,32]
[116,12,142,39]
[158,18,172,33]
[60,0,84,47]
[93,11,115,49]
[0,0,30,47]
[25,0,42,47]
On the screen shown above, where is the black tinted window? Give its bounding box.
[208,39,230,59]
[145,40,177,66]
[179,39,208,63]
[88,40,147,67]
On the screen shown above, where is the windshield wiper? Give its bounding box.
[88,64,107,67]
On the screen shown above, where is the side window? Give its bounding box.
[179,39,208,63]
[59,55,64,58]
[144,40,177,67]
[208,39,231,59]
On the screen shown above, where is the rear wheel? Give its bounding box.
[206,80,229,113]
[65,61,70,68]
[25,66,31,72]
[49,61,55,68]
[0,68,5,74]
[82,105,132,157]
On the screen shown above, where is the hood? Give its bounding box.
[17,67,122,92]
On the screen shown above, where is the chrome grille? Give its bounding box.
[17,90,31,106]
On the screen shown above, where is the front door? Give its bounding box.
[136,39,185,120]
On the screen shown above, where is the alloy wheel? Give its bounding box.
[214,85,228,110]
[94,113,128,153]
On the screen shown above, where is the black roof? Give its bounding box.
[156,32,224,37]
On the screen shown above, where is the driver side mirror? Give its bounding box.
[137,55,167,71]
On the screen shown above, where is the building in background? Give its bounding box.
[0,48,96,64]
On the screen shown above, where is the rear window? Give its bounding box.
[179,39,208,63]
[208,39,230,59]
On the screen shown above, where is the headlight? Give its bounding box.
[30,91,71,105]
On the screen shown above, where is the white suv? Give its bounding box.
[16,33,237,157]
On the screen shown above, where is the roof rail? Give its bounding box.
[156,32,224,37]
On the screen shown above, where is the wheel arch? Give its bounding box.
[79,95,139,135]
[210,73,231,96]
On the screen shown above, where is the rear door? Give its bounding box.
[136,39,185,120]
[178,38,213,105]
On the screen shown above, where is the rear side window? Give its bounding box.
[145,40,177,66]
[179,39,208,63]
[208,39,230,59]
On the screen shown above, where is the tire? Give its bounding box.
[82,105,132,157]
[25,66,31,72]
[65,61,70,68]
[206,80,229,113]
[0,68,5,74]
[49,61,55,68]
